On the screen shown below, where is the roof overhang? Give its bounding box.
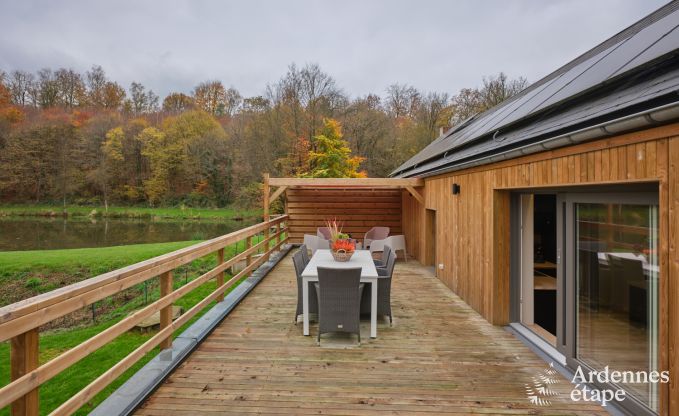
[394,100,679,178]
[268,177,423,188]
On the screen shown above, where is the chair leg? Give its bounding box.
[317,330,321,345]
[357,331,361,345]
[389,315,393,326]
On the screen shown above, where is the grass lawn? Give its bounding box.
[0,237,265,415]
[0,204,261,221]
[0,278,238,416]
[0,241,202,279]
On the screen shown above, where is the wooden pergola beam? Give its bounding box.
[268,186,288,204]
[405,186,424,204]
[268,177,423,187]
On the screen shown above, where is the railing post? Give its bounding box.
[216,248,225,302]
[11,329,39,416]
[246,236,253,266]
[263,173,271,261]
[159,271,173,350]
[276,221,282,247]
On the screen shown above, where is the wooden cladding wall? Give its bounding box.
[401,188,424,263]
[286,188,402,243]
[401,122,679,414]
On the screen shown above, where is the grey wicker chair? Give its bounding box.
[299,244,310,266]
[314,267,364,345]
[373,245,394,269]
[361,245,395,325]
[293,250,318,324]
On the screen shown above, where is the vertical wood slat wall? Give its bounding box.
[286,188,402,243]
[401,188,424,262]
[401,122,679,415]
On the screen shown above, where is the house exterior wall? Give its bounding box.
[402,122,679,414]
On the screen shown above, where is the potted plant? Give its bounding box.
[325,218,356,262]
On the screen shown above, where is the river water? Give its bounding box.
[0,217,260,251]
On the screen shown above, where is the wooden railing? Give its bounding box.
[0,215,288,416]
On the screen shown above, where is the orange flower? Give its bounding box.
[332,239,355,252]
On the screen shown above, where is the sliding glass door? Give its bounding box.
[512,189,661,413]
[562,193,659,413]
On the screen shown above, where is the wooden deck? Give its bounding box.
[137,254,606,415]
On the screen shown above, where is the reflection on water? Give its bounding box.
[0,217,260,251]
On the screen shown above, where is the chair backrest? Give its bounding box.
[304,234,328,254]
[365,226,389,241]
[381,245,396,277]
[383,245,395,267]
[317,238,330,250]
[317,267,362,291]
[374,226,390,239]
[303,234,316,249]
[292,250,306,279]
[373,244,394,266]
[317,227,332,239]
[316,267,363,333]
[299,244,310,265]
[369,238,386,254]
[617,256,645,282]
[385,235,406,251]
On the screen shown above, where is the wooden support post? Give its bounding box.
[11,329,39,416]
[276,222,282,247]
[159,271,173,350]
[263,173,271,260]
[246,236,253,266]
[263,173,270,222]
[216,248,225,302]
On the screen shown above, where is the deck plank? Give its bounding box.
[137,255,606,415]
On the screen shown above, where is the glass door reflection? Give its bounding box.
[575,202,659,410]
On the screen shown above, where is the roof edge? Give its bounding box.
[395,100,679,179]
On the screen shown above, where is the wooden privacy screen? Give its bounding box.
[286,188,402,243]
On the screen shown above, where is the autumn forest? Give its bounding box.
[0,64,527,208]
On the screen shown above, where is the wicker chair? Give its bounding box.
[314,267,364,345]
[293,250,318,324]
[361,245,395,325]
[373,245,394,269]
[299,244,310,266]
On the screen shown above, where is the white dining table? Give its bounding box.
[301,249,380,338]
[596,252,659,275]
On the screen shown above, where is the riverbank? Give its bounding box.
[0,238,256,307]
[0,241,202,305]
[0,204,261,220]
[0,240,200,277]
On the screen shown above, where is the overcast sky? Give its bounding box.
[0,0,668,99]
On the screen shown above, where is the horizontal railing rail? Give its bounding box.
[0,215,288,416]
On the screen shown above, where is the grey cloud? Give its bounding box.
[0,0,667,98]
